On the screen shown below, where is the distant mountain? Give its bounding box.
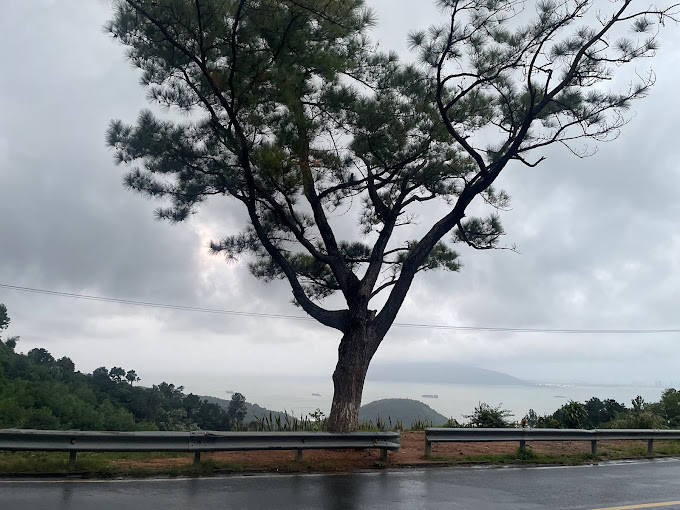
[366,361,528,386]
[200,395,288,423]
[359,398,448,427]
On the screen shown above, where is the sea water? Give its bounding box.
[194,375,664,422]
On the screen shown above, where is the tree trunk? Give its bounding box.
[327,319,380,432]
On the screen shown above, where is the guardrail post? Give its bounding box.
[193,451,201,465]
[519,440,526,452]
[591,440,598,455]
[380,448,388,461]
[648,439,654,454]
[295,449,303,462]
[425,439,432,457]
[68,451,77,471]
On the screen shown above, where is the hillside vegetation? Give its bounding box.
[200,395,287,424]
[0,341,242,431]
[359,398,448,427]
[3,337,680,432]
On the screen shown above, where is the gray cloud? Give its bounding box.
[0,1,203,302]
[1,0,679,397]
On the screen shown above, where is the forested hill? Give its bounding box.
[359,398,448,427]
[200,395,287,424]
[0,338,453,432]
[0,341,245,431]
[5,338,680,432]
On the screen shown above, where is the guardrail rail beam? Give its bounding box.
[0,429,401,471]
[423,428,680,457]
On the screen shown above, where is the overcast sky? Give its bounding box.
[1,1,679,407]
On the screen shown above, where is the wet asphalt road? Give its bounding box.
[2,459,680,509]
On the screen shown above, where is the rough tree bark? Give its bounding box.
[327,308,380,432]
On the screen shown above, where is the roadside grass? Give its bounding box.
[597,440,680,460]
[0,451,252,477]
[2,440,680,477]
[0,450,369,477]
[650,441,680,455]
[427,448,599,467]
[0,451,115,474]
[427,441,680,467]
[0,451,190,476]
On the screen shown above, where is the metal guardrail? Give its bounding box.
[424,427,680,456]
[189,431,401,462]
[0,429,401,469]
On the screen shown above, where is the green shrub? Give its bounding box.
[465,403,513,428]
[554,401,587,429]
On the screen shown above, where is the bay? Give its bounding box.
[192,375,665,423]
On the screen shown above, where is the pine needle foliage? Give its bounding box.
[106,0,679,431]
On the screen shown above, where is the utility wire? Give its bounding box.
[1,282,679,334]
[0,283,311,321]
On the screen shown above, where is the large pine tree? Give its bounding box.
[107,0,678,431]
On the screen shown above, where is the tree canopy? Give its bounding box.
[0,340,234,431]
[0,303,9,336]
[107,0,679,430]
[227,392,247,427]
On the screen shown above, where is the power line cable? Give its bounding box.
[1,282,679,334]
[0,283,313,321]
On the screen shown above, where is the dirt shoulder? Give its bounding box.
[105,431,668,475]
